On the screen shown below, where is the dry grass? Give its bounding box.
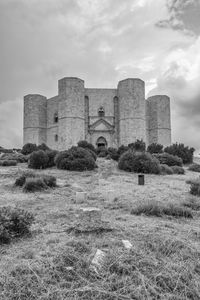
[0,159,200,299]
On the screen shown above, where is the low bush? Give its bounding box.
[0,152,28,163]
[154,152,183,167]
[98,150,108,157]
[188,163,200,173]
[131,201,193,218]
[86,148,97,161]
[55,146,96,171]
[147,143,163,154]
[28,150,49,169]
[15,171,56,191]
[37,143,50,151]
[171,165,185,174]
[117,145,129,157]
[128,139,146,152]
[164,143,195,164]
[160,164,173,175]
[189,180,200,196]
[118,151,161,174]
[0,206,34,244]
[107,147,119,161]
[21,143,38,155]
[0,160,17,166]
[23,178,48,192]
[42,175,57,188]
[15,171,36,187]
[46,150,58,167]
[182,198,200,211]
[77,140,96,154]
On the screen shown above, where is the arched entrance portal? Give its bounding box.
[96,136,107,150]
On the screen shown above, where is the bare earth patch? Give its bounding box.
[0,159,200,299]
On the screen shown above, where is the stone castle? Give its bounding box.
[23,77,171,150]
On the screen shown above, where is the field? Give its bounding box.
[0,158,200,299]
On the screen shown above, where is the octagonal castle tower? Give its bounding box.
[23,77,171,149]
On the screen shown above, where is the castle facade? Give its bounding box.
[23,77,171,150]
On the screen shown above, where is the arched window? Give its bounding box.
[55,134,58,142]
[98,106,105,117]
[54,112,58,123]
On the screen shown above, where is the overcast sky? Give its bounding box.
[0,0,200,151]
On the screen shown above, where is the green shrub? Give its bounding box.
[77,140,96,154]
[28,150,49,169]
[15,171,56,189]
[86,148,97,161]
[0,160,17,166]
[189,180,200,196]
[154,152,183,167]
[0,206,34,244]
[164,143,195,164]
[182,198,200,211]
[171,166,185,174]
[188,164,200,173]
[160,164,173,175]
[23,178,48,192]
[147,143,163,154]
[98,150,108,157]
[42,175,57,187]
[117,145,129,157]
[55,146,96,171]
[128,139,146,152]
[131,201,193,218]
[46,150,58,167]
[118,151,161,174]
[0,153,27,163]
[37,143,50,151]
[21,143,38,155]
[107,147,119,161]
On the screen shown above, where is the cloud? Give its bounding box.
[156,0,200,35]
[148,36,200,150]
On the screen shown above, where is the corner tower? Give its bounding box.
[23,94,47,145]
[58,77,85,149]
[147,95,171,146]
[117,78,146,145]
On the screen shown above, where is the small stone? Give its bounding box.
[91,249,106,270]
[122,240,132,250]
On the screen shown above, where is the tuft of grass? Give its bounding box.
[188,163,200,173]
[15,171,57,191]
[182,197,200,211]
[160,164,173,175]
[23,178,48,193]
[131,201,193,218]
[0,160,17,166]
[171,165,185,174]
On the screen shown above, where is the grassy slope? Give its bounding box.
[0,159,200,299]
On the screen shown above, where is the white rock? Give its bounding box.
[91,249,106,269]
[122,240,132,250]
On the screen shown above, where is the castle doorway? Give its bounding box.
[96,136,107,149]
